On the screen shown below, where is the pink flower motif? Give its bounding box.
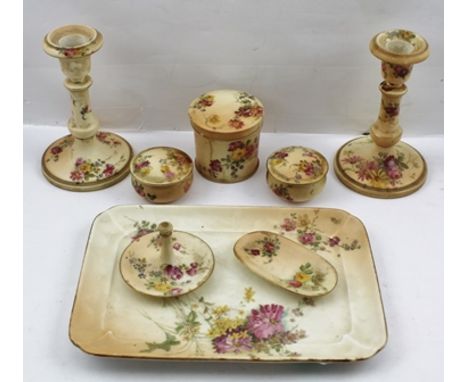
[228,119,245,129]
[250,105,264,117]
[263,241,275,254]
[248,249,260,256]
[247,304,285,340]
[133,182,146,197]
[172,242,182,251]
[328,236,341,247]
[288,280,302,288]
[301,162,315,176]
[213,328,253,353]
[280,218,297,232]
[343,155,361,165]
[357,161,377,181]
[383,155,402,180]
[164,265,183,280]
[183,179,192,193]
[384,105,399,117]
[135,160,150,170]
[298,232,316,245]
[245,143,257,158]
[75,157,84,167]
[393,64,410,78]
[186,262,199,276]
[63,48,78,57]
[273,151,288,159]
[103,163,115,177]
[50,146,62,155]
[131,228,153,241]
[96,132,108,140]
[164,170,176,181]
[70,170,84,182]
[209,159,222,173]
[170,288,183,296]
[228,141,244,152]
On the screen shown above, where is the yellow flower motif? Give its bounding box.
[369,169,388,188]
[232,148,246,161]
[79,163,92,173]
[140,167,150,176]
[207,317,244,338]
[206,114,222,128]
[297,214,311,228]
[295,272,311,283]
[213,305,230,317]
[230,329,250,341]
[154,282,171,293]
[161,164,170,174]
[243,287,255,302]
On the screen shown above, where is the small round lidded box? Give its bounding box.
[188,89,264,183]
[130,147,193,203]
[267,146,328,202]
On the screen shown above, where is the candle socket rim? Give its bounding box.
[370,29,429,65]
[43,24,103,59]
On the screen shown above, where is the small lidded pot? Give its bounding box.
[266,146,328,202]
[130,147,193,203]
[188,89,264,183]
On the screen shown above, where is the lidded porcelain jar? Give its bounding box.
[266,146,328,202]
[130,147,193,203]
[188,89,264,183]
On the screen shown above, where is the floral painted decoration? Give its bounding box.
[286,263,326,290]
[276,212,361,252]
[46,137,74,162]
[142,288,308,356]
[131,179,157,201]
[192,94,215,111]
[340,149,412,187]
[244,235,281,263]
[226,92,264,131]
[96,131,122,148]
[268,146,326,184]
[205,138,258,179]
[133,155,152,177]
[126,254,205,297]
[382,62,413,80]
[271,183,294,202]
[69,157,115,183]
[190,90,263,131]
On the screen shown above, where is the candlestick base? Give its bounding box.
[41,131,133,191]
[334,136,426,198]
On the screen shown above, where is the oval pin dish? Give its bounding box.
[234,231,338,297]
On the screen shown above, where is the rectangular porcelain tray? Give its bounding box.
[70,205,387,362]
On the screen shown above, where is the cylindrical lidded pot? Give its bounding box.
[188,89,264,183]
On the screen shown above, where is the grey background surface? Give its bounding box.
[24,0,443,135]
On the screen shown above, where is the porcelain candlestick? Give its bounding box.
[334,29,430,198]
[42,25,133,191]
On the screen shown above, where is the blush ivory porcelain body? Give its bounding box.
[234,231,338,297]
[120,222,215,298]
[188,89,264,183]
[266,146,329,203]
[69,205,387,362]
[334,29,430,198]
[42,25,133,191]
[130,147,193,203]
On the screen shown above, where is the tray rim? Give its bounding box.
[69,204,388,363]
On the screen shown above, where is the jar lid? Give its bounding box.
[131,147,193,185]
[267,146,328,184]
[188,90,264,139]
